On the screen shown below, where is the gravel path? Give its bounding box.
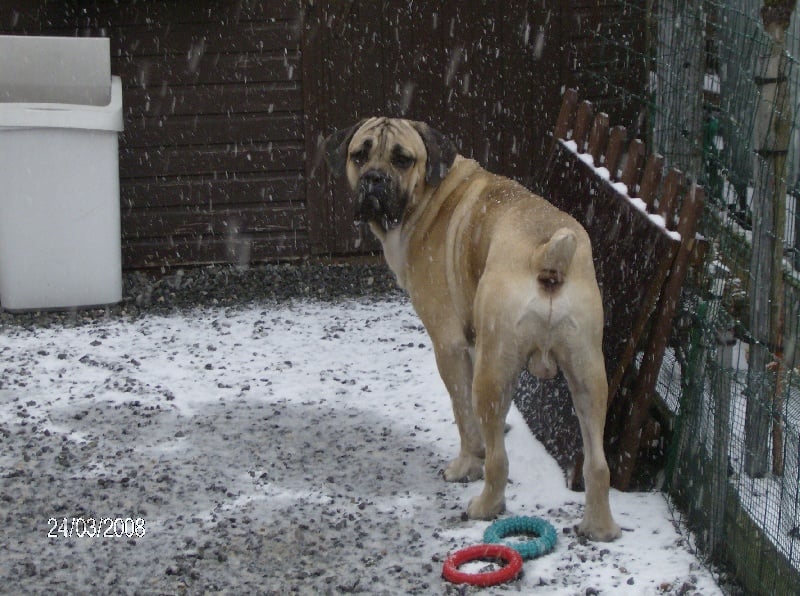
[0,261,403,326]
[0,263,727,594]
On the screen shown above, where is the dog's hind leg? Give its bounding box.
[466,335,521,519]
[560,343,622,541]
[431,339,485,483]
[465,284,525,519]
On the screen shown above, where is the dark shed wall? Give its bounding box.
[304,1,563,255]
[1,1,307,269]
[108,1,306,268]
[1,1,645,267]
[303,0,646,255]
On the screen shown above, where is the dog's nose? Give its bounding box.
[361,170,389,188]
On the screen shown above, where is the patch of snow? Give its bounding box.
[0,298,723,593]
[561,139,683,242]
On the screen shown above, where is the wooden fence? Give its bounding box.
[518,89,705,489]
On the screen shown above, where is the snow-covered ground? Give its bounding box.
[1,297,722,594]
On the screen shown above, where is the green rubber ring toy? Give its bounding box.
[483,516,558,560]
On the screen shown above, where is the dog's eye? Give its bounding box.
[350,149,368,165]
[392,154,415,170]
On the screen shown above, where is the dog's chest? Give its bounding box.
[380,228,409,288]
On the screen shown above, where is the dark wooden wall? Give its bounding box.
[303,0,647,255]
[1,1,645,267]
[110,2,306,267]
[303,1,559,255]
[1,0,306,268]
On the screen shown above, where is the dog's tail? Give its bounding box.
[532,227,577,291]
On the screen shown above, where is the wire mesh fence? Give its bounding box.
[585,1,800,593]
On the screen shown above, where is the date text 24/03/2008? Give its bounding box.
[48,517,146,539]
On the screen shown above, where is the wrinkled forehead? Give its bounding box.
[350,117,426,158]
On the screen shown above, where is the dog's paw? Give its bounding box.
[443,454,484,483]
[576,518,622,542]
[466,494,505,520]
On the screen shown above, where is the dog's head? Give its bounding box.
[323,117,457,232]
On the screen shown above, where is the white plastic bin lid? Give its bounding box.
[0,35,121,132]
[0,35,111,106]
[0,76,123,132]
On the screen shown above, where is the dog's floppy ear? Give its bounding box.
[323,120,366,175]
[410,121,458,186]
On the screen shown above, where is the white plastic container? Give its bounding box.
[0,36,123,311]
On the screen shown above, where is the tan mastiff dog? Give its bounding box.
[324,117,621,541]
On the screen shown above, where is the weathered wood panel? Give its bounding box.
[119,143,304,178]
[121,113,302,148]
[76,1,300,24]
[122,84,301,118]
[122,175,304,209]
[122,204,305,240]
[112,53,302,87]
[122,234,307,269]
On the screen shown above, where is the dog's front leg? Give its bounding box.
[431,339,485,483]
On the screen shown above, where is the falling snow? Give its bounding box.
[0,298,723,593]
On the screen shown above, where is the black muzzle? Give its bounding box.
[356,170,394,227]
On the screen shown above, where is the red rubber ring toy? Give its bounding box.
[442,543,523,587]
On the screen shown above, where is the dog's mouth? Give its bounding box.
[355,171,403,231]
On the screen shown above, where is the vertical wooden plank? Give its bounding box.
[384,0,444,123]
[620,138,645,192]
[528,0,569,188]
[302,1,330,256]
[381,0,407,117]
[0,2,45,32]
[605,125,627,180]
[496,0,532,180]
[333,2,362,255]
[588,112,609,165]
[552,88,579,142]
[639,153,665,211]
[676,185,705,239]
[321,1,382,255]
[439,3,477,161]
[658,168,684,229]
[422,4,448,130]
[355,1,387,119]
[572,100,594,152]
[472,4,506,170]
